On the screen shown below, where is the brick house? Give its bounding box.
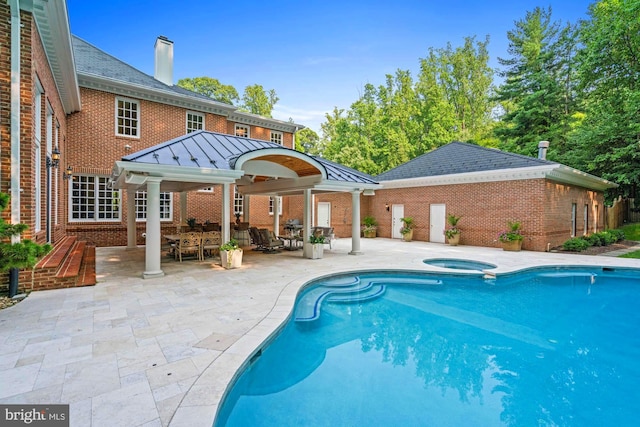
[354,142,616,252]
[1,1,618,290]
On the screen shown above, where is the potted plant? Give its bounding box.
[0,193,52,297]
[444,214,462,246]
[308,234,325,259]
[186,217,197,230]
[400,217,415,242]
[220,238,243,269]
[498,220,524,251]
[361,215,378,238]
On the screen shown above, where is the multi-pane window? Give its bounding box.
[116,97,139,137]
[135,191,172,221]
[270,131,283,145]
[571,203,577,237]
[198,187,213,193]
[583,204,589,236]
[70,176,121,221]
[187,112,204,133]
[235,124,249,138]
[234,187,243,215]
[269,196,282,215]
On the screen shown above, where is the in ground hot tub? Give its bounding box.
[423,258,497,271]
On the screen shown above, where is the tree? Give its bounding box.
[0,193,51,296]
[565,0,640,198]
[420,36,496,144]
[494,7,580,157]
[294,128,321,155]
[176,76,239,105]
[241,84,279,117]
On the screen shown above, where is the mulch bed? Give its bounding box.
[553,240,639,255]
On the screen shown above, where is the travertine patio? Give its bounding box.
[0,238,638,426]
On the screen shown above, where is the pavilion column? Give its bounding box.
[126,188,137,248]
[272,196,280,235]
[243,195,250,223]
[179,192,188,232]
[303,189,312,258]
[349,190,363,255]
[143,178,165,278]
[222,183,231,244]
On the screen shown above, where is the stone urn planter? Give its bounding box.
[309,243,324,259]
[363,229,377,238]
[401,229,414,242]
[220,239,243,269]
[447,233,460,246]
[501,240,522,252]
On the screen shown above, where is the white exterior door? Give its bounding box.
[317,202,331,227]
[392,204,404,239]
[430,204,446,243]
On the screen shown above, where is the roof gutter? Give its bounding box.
[10,0,21,243]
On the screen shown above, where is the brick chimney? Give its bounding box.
[154,36,173,86]
[538,140,550,160]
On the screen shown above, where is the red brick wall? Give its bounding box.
[0,3,11,199]
[308,178,605,252]
[66,88,295,246]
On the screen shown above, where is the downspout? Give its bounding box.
[10,0,21,244]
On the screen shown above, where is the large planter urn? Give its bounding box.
[221,249,243,269]
[363,229,377,238]
[447,234,460,246]
[308,243,324,259]
[402,229,414,242]
[502,240,522,252]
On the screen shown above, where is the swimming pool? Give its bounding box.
[214,267,640,426]
[423,258,497,271]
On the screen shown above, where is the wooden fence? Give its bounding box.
[605,197,639,229]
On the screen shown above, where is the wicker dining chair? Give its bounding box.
[175,232,202,262]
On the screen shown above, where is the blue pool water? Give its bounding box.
[423,258,497,271]
[215,267,640,426]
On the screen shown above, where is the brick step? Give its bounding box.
[78,245,97,286]
[37,236,77,269]
[57,241,86,278]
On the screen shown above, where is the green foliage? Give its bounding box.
[240,84,279,117]
[319,36,495,175]
[400,217,415,235]
[362,216,378,228]
[220,239,240,251]
[309,234,325,244]
[294,128,321,154]
[619,250,640,259]
[563,237,591,252]
[564,0,640,198]
[493,7,580,157]
[176,76,239,105]
[445,214,462,239]
[0,192,52,271]
[498,221,523,242]
[619,223,640,241]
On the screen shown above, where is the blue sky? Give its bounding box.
[67,0,594,133]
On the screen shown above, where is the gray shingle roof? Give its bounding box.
[123,130,377,185]
[71,36,233,106]
[376,141,556,181]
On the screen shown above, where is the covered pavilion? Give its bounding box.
[110,130,381,278]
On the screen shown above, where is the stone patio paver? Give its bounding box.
[0,238,638,426]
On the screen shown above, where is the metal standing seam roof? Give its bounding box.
[375,141,557,181]
[121,130,378,185]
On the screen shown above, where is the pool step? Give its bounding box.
[295,276,442,323]
[295,277,385,322]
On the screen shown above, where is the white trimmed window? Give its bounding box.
[269,196,282,216]
[234,187,243,215]
[198,187,213,193]
[116,97,140,137]
[571,203,577,237]
[583,204,588,236]
[70,176,121,221]
[135,191,172,221]
[270,131,283,145]
[34,80,43,232]
[186,112,204,133]
[235,124,250,138]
